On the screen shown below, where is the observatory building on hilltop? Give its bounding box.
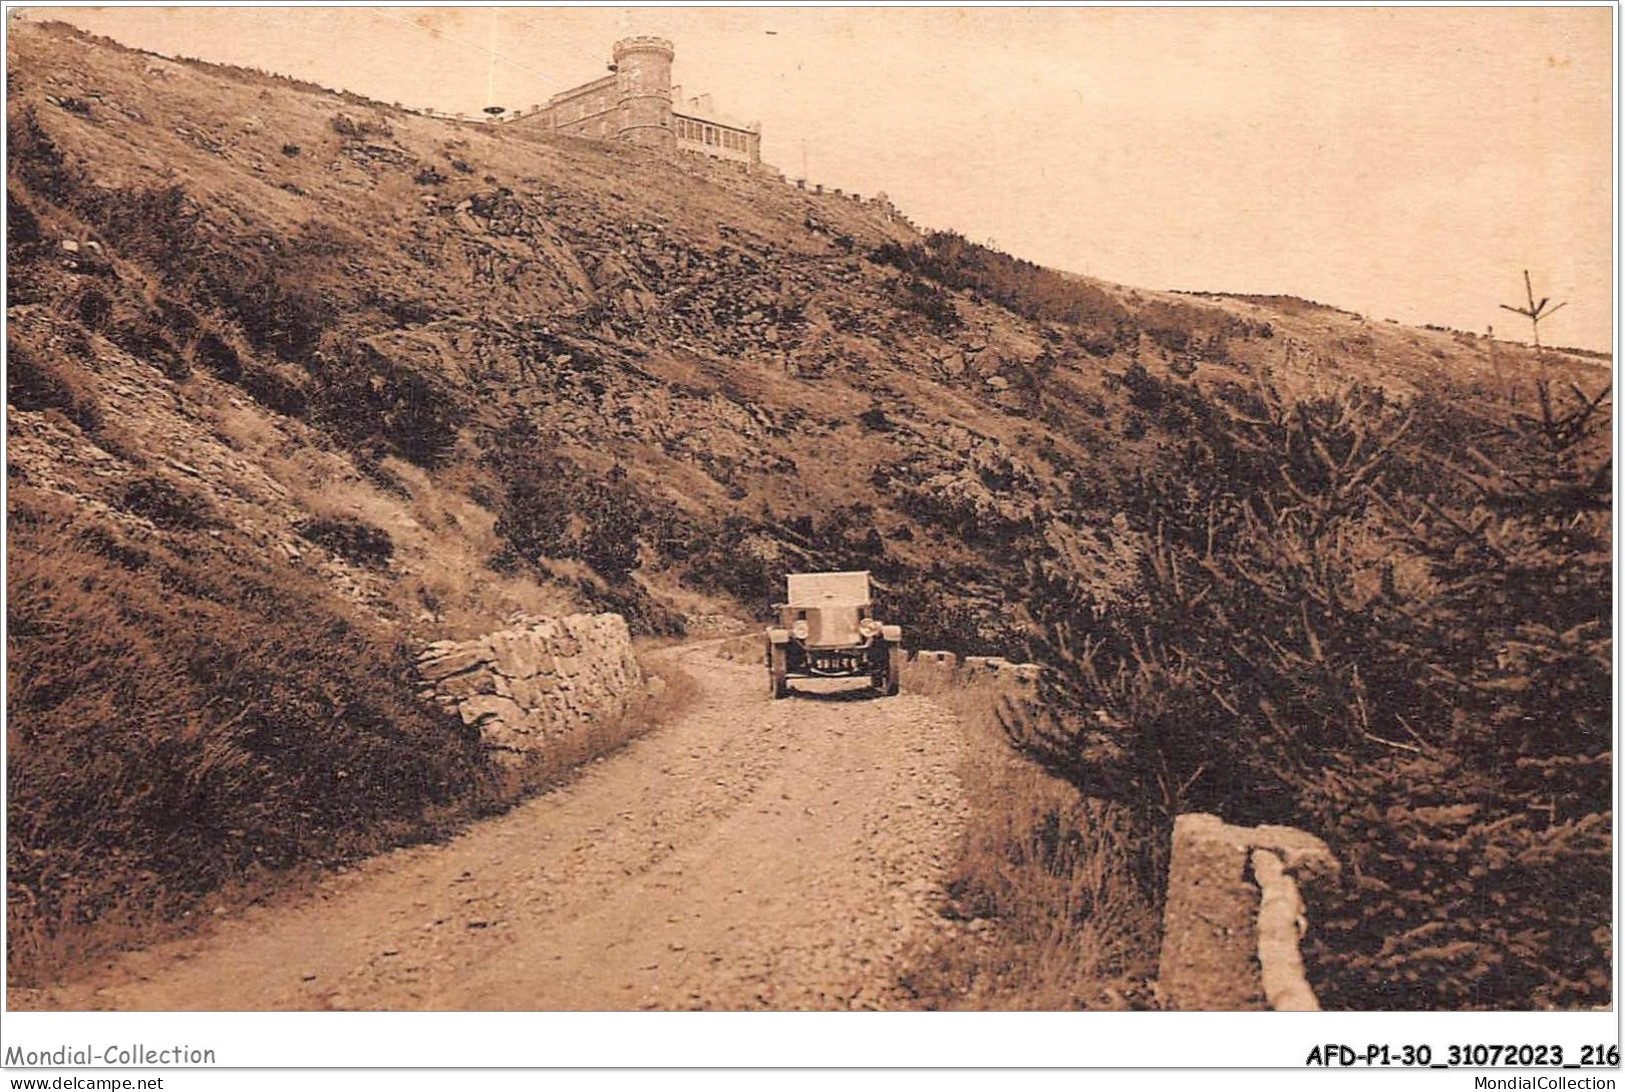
[508,37,762,171]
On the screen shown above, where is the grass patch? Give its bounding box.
[6,483,680,989]
[894,663,1161,1009]
[498,650,698,802]
[5,488,501,987]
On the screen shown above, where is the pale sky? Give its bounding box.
[28,6,1616,351]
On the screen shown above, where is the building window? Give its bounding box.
[705,125,717,145]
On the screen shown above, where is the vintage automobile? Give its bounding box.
[765,570,902,699]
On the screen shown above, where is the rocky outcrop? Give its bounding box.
[418,613,644,765]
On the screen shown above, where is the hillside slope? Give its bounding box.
[6,21,1606,990]
[12,21,1599,642]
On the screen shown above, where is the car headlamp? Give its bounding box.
[858,618,882,638]
[791,620,810,639]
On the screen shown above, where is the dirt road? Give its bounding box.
[27,643,968,1010]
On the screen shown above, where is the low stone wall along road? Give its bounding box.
[29,642,968,1011]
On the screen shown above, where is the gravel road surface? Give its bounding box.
[28,642,967,1010]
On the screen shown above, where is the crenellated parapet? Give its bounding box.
[612,36,675,60]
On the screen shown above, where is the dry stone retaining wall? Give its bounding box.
[418,613,644,766]
[909,649,1043,688]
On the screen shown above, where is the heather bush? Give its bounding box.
[893,275,962,332]
[119,474,217,531]
[7,187,44,253]
[679,516,779,609]
[489,427,637,575]
[8,107,81,203]
[302,343,465,467]
[6,336,103,434]
[108,310,188,381]
[191,329,243,380]
[298,515,394,567]
[73,285,112,330]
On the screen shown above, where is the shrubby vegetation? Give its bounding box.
[120,474,218,531]
[298,515,394,567]
[1006,364,1611,1009]
[9,108,467,469]
[873,232,1132,330]
[6,337,104,435]
[873,224,1611,1009]
[485,421,665,581]
[6,486,505,983]
[872,231,1273,353]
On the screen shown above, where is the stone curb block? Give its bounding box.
[1159,813,1338,1011]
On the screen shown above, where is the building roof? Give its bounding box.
[673,91,755,133]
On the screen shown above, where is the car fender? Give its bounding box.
[766,627,791,644]
[880,624,902,643]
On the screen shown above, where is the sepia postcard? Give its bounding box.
[2,3,1615,1083]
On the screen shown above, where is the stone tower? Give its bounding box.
[613,36,675,150]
